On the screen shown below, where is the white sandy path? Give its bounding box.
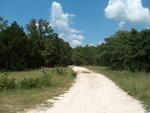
[26,66,146,113]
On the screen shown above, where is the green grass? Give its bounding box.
[87,66,150,111]
[0,67,75,113]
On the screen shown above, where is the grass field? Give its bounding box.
[0,67,75,113]
[87,66,150,111]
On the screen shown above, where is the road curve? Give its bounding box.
[26,66,145,113]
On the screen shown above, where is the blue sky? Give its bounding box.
[0,0,150,46]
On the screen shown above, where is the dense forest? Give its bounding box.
[1,17,150,72]
[0,17,72,70]
[73,28,150,72]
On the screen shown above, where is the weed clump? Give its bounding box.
[55,67,66,75]
[20,70,51,89]
[0,75,16,90]
[20,78,40,89]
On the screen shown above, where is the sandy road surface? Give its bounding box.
[26,66,145,113]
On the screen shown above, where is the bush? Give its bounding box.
[20,70,51,89]
[20,78,40,89]
[70,70,76,77]
[55,67,66,75]
[40,69,51,86]
[0,75,16,90]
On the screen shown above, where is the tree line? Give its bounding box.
[1,16,150,72]
[0,17,72,70]
[72,28,150,72]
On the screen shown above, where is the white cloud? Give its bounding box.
[98,41,105,45]
[50,2,84,47]
[105,0,150,24]
[88,43,95,47]
[70,40,82,47]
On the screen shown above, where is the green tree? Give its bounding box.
[0,17,8,31]
[0,21,31,70]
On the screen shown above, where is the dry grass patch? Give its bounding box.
[0,67,75,113]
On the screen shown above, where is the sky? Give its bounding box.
[0,0,150,47]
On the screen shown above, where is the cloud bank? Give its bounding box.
[105,0,150,25]
[50,2,84,47]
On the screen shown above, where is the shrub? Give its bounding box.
[20,70,51,89]
[0,75,16,90]
[55,67,66,75]
[20,78,40,89]
[40,69,51,86]
[70,70,76,77]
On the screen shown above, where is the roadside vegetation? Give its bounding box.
[0,67,75,113]
[87,66,150,111]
